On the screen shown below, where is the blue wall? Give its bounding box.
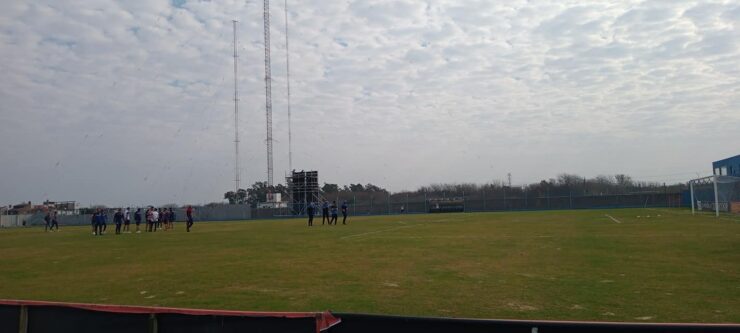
[712,154,740,176]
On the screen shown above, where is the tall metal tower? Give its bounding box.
[284,0,292,173]
[263,0,274,186]
[232,20,241,193]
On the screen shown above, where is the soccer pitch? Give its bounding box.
[0,208,738,323]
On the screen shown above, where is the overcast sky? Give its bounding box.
[1,0,739,206]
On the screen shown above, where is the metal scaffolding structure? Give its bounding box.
[286,170,320,215]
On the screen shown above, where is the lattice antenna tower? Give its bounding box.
[232,20,241,193]
[284,0,293,173]
[263,0,274,186]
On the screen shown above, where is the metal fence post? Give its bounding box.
[524,187,528,210]
[690,181,695,214]
[18,305,28,333]
[483,189,486,211]
[406,194,409,213]
[569,190,573,209]
[503,188,506,211]
[387,192,390,215]
[424,192,427,213]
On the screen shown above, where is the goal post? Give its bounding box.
[689,175,740,217]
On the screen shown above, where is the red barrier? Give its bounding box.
[0,299,341,333]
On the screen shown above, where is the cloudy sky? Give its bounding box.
[1,0,738,206]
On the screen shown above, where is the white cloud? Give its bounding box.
[0,0,738,205]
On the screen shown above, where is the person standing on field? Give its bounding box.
[146,208,153,232]
[168,208,175,230]
[330,201,338,225]
[95,209,105,235]
[186,205,194,232]
[114,209,123,235]
[151,208,160,232]
[307,202,315,226]
[341,201,348,225]
[123,207,131,233]
[134,208,142,233]
[321,200,330,225]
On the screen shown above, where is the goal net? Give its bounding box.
[689,175,740,216]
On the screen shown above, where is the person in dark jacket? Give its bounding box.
[134,208,142,233]
[307,202,315,227]
[114,209,123,235]
[50,211,59,231]
[321,200,330,225]
[341,201,348,225]
[330,201,338,225]
[44,212,51,232]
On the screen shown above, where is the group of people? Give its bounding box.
[306,200,348,226]
[90,206,195,235]
[43,211,60,231]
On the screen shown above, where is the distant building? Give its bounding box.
[43,200,77,213]
[713,155,740,177]
[257,193,287,209]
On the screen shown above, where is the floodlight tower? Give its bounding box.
[284,0,293,173]
[232,20,241,193]
[263,0,274,186]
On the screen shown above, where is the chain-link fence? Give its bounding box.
[254,192,683,218]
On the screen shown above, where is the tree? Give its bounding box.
[614,174,633,188]
[224,189,249,205]
[238,182,288,208]
[364,183,387,192]
[224,191,237,204]
[322,183,339,193]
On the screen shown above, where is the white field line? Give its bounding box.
[340,224,422,240]
[649,208,740,223]
[605,214,622,224]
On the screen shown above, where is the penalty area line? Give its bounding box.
[605,214,622,224]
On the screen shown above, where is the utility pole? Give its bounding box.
[232,20,240,194]
[263,0,274,186]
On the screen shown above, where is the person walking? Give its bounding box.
[341,201,348,225]
[43,212,51,232]
[321,200,330,225]
[186,205,194,232]
[307,202,315,226]
[91,211,98,235]
[330,201,338,225]
[134,208,142,233]
[101,210,108,234]
[50,211,59,231]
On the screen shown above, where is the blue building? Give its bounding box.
[713,154,740,177]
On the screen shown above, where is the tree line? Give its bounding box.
[225,173,685,207]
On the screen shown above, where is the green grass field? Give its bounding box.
[1,208,738,323]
